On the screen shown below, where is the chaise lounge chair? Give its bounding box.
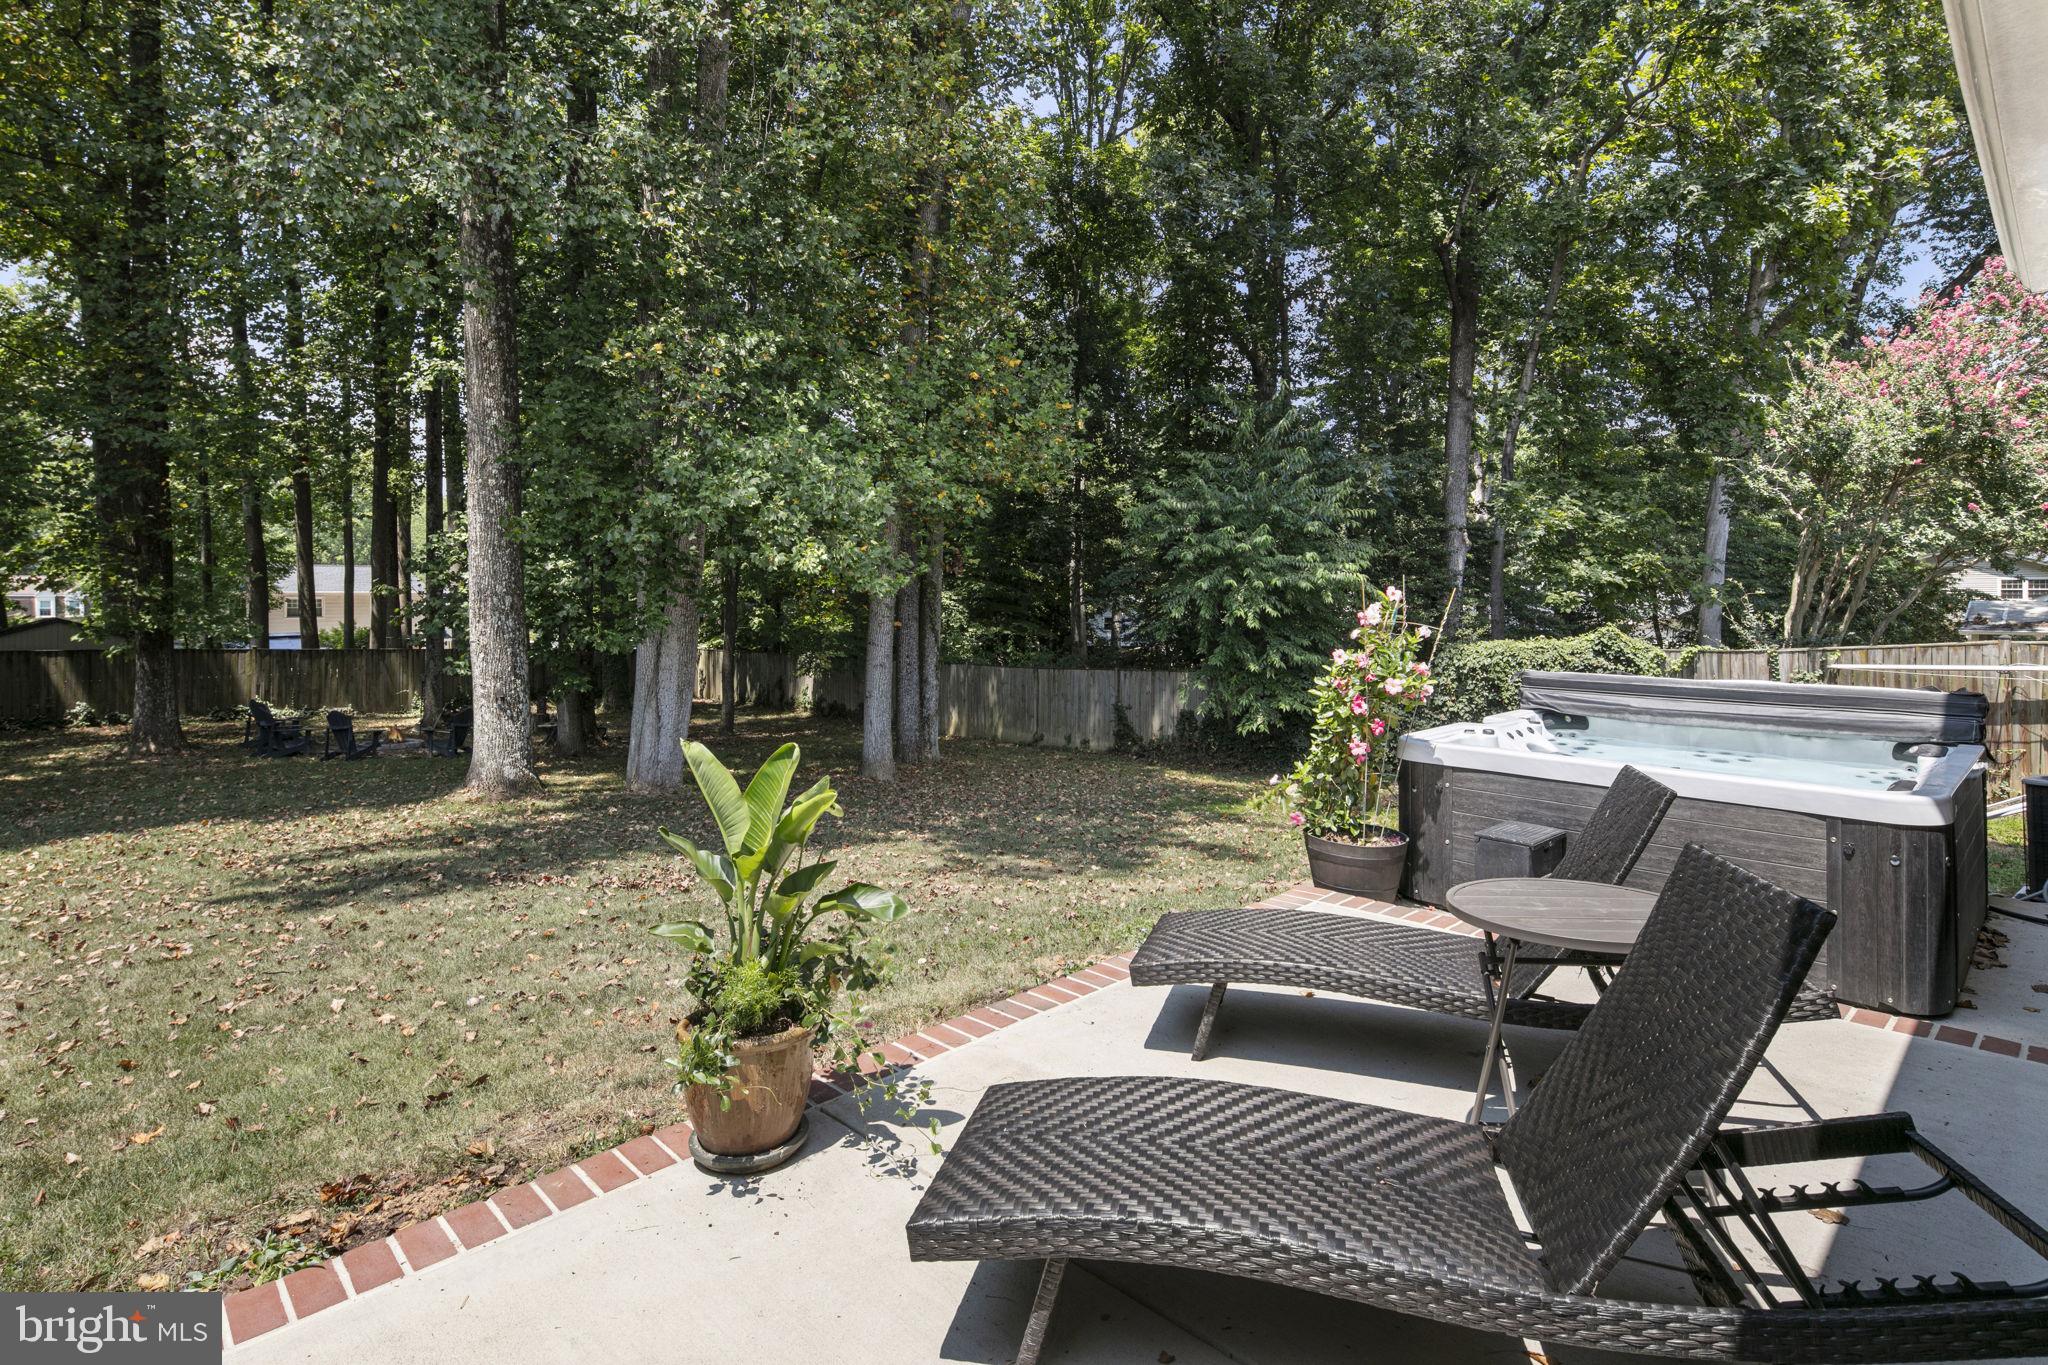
[321,710,384,761]
[1132,764,1683,1063]
[907,844,2048,1362]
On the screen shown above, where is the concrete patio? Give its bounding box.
[231,890,2048,1365]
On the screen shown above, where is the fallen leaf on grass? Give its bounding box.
[128,1126,164,1146]
[135,1273,170,1291]
[134,1232,182,1258]
[319,1174,375,1205]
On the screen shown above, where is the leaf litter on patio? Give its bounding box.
[0,712,1296,1292]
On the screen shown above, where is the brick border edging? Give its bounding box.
[221,948,1140,1348]
[1273,883,2048,1066]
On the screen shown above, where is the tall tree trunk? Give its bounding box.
[1698,469,1731,646]
[719,557,739,734]
[920,533,941,762]
[420,365,445,726]
[443,321,466,517]
[1065,463,1087,662]
[1441,241,1480,627]
[861,513,899,781]
[458,12,538,798]
[624,14,723,790]
[894,548,922,766]
[196,453,216,643]
[625,560,701,790]
[257,0,316,653]
[287,271,317,649]
[369,282,398,648]
[94,0,181,752]
[229,212,268,651]
[241,474,267,648]
[340,369,356,650]
[866,1,956,778]
[1488,233,1571,638]
[1700,252,1776,647]
[398,472,413,639]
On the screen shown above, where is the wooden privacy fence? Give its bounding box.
[1684,640,2048,786]
[809,662,1201,750]
[3,646,1202,751]
[694,649,801,711]
[0,648,427,724]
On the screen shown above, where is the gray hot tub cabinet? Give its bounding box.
[1398,673,1989,1017]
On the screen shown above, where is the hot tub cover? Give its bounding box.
[1517,672,1989,745]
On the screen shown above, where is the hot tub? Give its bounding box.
[1398,672,1989,1016]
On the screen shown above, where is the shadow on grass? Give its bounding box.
[1,711,1283,923]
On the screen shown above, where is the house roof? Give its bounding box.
[1960,598,2048,635]
[275,565,424,595]
[1965,558,2048,578]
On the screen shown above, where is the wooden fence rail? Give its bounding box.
[1684,640,2048,787]
[2,647,1203,751]
[0,649,428,723]
[809,662,1200,749]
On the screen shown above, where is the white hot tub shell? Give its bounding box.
[1398,673,1989,1016]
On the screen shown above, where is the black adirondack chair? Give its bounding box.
[246,700,308,757]
[423,707,471,757]
[321,711,384,761]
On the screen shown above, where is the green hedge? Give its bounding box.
[1418,625,1673,726]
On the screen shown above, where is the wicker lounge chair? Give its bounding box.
[1132,764,1681,1062]
[908,845,2048,1362]
[321,710,384,761]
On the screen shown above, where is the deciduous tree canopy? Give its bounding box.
[0,0,2020,753]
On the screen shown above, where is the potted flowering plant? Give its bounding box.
[1266,583,1435,899]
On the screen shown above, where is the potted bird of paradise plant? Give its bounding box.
[652,740,909,1173]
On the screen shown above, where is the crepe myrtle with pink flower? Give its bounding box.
[1264,583,1434,846]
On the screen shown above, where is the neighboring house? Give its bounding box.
[1956,558,2048,637]
[268,566,423,648]
[1955,557,2048,603]
[5,577,88,624]
[0,618,98,651]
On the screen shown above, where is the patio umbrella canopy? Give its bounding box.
[1946,0,2048,290]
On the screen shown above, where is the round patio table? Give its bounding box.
[1442,877,1658,1123]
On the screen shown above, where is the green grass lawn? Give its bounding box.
[0,712,1298,1293]
[1989,815,2026,896]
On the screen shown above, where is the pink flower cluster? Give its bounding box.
[1270,584,1434,841]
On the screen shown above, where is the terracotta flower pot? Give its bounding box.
[678,1020,815,1168]
[1304,827,1407,901]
